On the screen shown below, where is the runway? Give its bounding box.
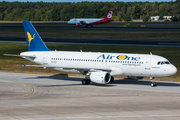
[1,25,180,30]
[0,72,180,120]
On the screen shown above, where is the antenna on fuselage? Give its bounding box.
[150,52,152,55]
[80,49,82,52]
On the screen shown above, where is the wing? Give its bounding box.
[21,63,112,74]
[80,21,88,25]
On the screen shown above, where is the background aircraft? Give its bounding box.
[4,21,177,87]
[67,10,114,27]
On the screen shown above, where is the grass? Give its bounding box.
[0,42,179,81]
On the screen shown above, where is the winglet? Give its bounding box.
[21,63,26,68]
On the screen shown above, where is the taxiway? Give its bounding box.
[0,72,180,120]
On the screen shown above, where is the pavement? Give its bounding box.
[0,72,180,120]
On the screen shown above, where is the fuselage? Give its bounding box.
[67,10,113,26]
[67,18,105,25]
[20,51,177,78]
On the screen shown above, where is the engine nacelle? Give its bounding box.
[90,72,111,84]
[127,76,145,79]
[76,23,81,26]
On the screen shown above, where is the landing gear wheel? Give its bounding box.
[91,25,93,27]
[151,82,156,87]
[150,76,156,87]
[110,76,114,83]
[82,79,87,85]
[86,79,91,84]
[82,79,91,85]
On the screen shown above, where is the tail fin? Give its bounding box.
[104,10,113,20]
[23,21,51,51]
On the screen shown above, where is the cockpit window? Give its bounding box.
[157,61,170,65]
[165,61,170,64]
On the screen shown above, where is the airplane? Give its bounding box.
[4,21,177,87]
[67,10,114,27]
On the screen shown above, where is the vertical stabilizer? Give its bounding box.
[104,10,113,20]
[23,21,51,51]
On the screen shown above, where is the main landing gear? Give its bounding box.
[150,76,156,87]
[82,73,91,85]
[82,79,91,85]
[81,76,114,85]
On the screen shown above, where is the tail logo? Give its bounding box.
[107,11,113,18]
[27,32,35,46]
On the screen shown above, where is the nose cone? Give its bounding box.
[168,65,177,76]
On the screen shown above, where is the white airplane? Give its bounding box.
[67,10,113,27]
[4,21,177,87]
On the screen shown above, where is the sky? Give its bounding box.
[0,0,176,3]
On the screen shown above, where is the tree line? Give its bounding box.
[0,0,180,22]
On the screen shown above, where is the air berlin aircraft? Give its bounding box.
[67,10,114,27]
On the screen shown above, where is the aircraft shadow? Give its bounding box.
[26,73,115,87]
[111,78,180,87]
[25,74,180,87]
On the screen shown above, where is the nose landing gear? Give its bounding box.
[150,76,156,87]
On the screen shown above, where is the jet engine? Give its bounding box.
[76,23,81,26]
[90,72,111,84]
[127,76,145,79]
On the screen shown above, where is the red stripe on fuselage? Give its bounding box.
[89,18,114,25]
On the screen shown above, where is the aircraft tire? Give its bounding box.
[82,79,87,85]
[86,79,91,84]
[82,79,90,85]
[151,82,156,87]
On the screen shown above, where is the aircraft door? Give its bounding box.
[43,54,48,65]
[145,57,151,71]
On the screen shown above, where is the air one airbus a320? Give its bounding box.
[4,21,177,87]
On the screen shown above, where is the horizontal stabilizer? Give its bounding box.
[4,54,36,58]
[21,63,26,68]
[21,64,45,68]
[3,54,22,57]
